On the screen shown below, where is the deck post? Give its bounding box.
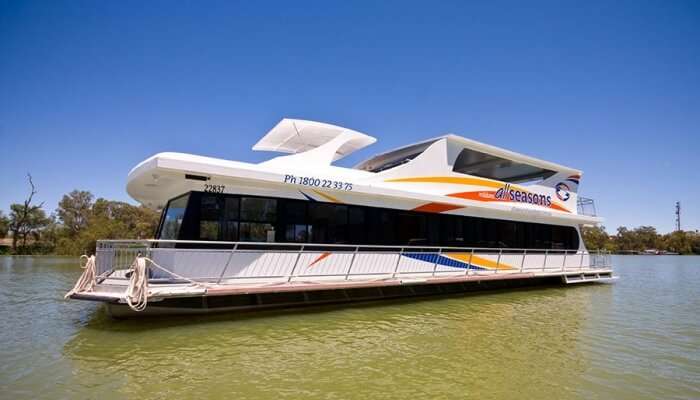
[465,248,474,276]
[287,245,304,283]
[432,248,442,277]
[580,250,585,270]
[217,243,238,284]
[391,248,404,279]
[345,246,359,280]
[495,249,502,274]
[562,251,567,272]
[520,249,527,273]
[542,249,548,271]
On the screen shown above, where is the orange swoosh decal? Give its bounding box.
[412,202,463,213]
[308,252,331,268]
[311,190,343,204]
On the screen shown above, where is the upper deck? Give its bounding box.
[127,118,600,226]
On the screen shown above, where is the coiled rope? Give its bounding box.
[64,255,97,299]
[124,256,212,312]
[125,257,149,312]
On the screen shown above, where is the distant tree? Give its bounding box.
[56,198,159,255]
[663,230,693,254]
[690,232,700,254]
[634,226,661,250]
[57,190,94,236]
[581,225,613,251]
[0,211,9,239]
[8,174,50,252]
[613,227,637,252]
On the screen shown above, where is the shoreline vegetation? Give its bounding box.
[1,176,699,256]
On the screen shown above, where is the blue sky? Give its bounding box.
[1,0,698,233]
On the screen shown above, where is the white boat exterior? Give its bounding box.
[68,118,615,316]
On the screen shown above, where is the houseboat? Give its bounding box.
[66,118,615,317]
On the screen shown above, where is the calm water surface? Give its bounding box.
[0,256,698,399]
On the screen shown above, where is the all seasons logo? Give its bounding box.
[494,184,553,206]
[555,182,571,201]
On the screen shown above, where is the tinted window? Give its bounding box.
[159,193,189,239]
[241,197,276,221]
[309,203,348,244]
[286,224,309,242]
[348,207,366,244]
[223,197,240,241]
[199,195,221,240]
[453,148,556,183]
[396,213,427,245]
[167,191,580,250]
[240,222,274,242]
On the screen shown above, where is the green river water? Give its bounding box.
[0,255,698,399]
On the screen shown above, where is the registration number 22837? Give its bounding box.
[204,184,225,193]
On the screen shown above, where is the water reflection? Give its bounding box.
[62,287,596,399]
[4,256,699,400]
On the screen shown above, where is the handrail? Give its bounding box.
[97,239,587,253]
[94,239,612,284]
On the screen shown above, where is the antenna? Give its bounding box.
[675,201,681,231]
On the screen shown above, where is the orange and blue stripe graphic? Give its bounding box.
[307,252,512,271]
[403,252,512,270]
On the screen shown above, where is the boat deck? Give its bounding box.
[71,264,615,317]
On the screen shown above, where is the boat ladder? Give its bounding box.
[562,271,617,284]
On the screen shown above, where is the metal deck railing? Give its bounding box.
[94,240,613,284]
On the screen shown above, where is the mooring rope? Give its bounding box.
[125,257,149,312]
[124,256,212,312]
[64,255,97,299]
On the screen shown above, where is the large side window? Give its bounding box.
[284,200,309,243]
[309,203,348,244]
[396,213,427,245]
[159,193,190,239]
[348,207,366,244]
[240,197,277,242]
[160,191,578,250]
[199,195,222,240]
[223,197,240,241]
[452,148,556,184]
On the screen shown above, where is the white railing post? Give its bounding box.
[465,248,474,276]
[345,246,359,280]
[495,249,502,274]
[580,251,585,270]
[542,249,548,271]
[287,245,304,283]
[562,251,567,272]
[392,248,404,279]
[520,249,527,273]
[432,248,442,277]
[217,243,238,284]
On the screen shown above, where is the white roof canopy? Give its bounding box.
[253,118,376,162]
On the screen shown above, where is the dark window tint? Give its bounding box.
[285,224,309,242]
[453,148,556,183]
[199,195,222,240]
[348,207,366,244]
[285,200,307,223]
[222,197,240,241]
[309,203,348,244]
[241,197,276,222]
[396,213,427,245]
[240,222,274,242]
[167,191,580,250]
[159,193,190,239]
